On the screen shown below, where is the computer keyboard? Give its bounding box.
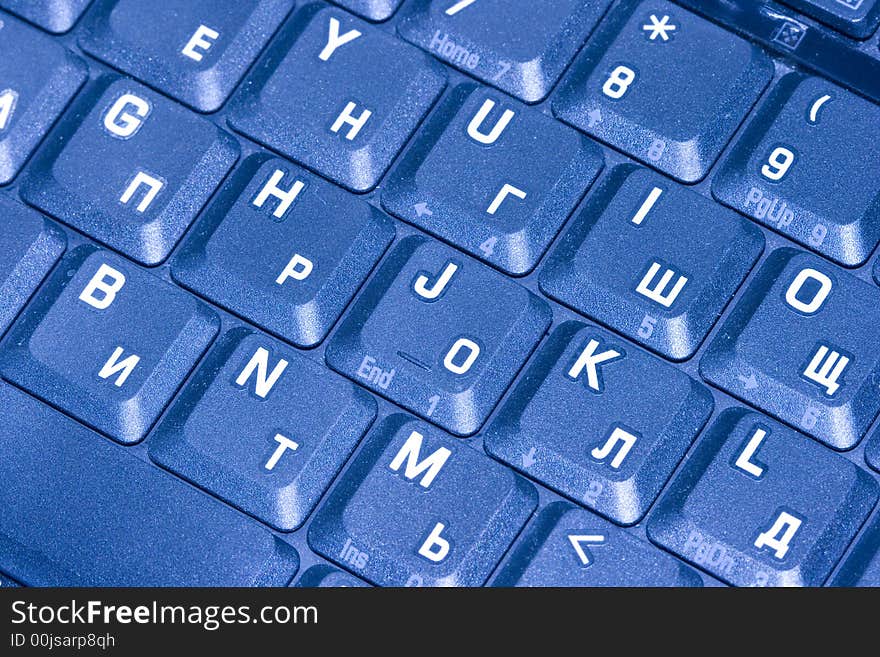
[0,0,879,588]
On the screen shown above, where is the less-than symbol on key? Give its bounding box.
[569,534,605,566]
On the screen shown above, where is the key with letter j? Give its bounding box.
[0,246,219,444]
[648,409,877,586]
[701,248,880,450]
[309,414,537,586]
[325,235,550,435]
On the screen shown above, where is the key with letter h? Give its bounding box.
[80,0,294,112]
[485,322,712,524]
[0,246,219,444]
[713,74,880,266]
[229,4,446,191]
[540,166,764,360]
[150,328,376,531]
[701,248,880,450]
[325,235,550,435]
[173,155,394,347]
[648,409,877,586]
[398,0,612,103]
[0,15,86,184]
[20,76,239,265]
[492,502,701,587]
[309,414,537,586]
[382,83,603,275]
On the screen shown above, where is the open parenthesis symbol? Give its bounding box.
[808,94,832,124]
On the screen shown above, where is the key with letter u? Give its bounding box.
[648,409,877,586]
[308,415,537,586]
[0,246,219,444]
[325,235,550,435]
[701,248,880,450]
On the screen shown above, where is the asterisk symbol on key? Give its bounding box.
[642,14,677,41]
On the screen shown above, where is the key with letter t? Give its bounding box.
[648,409,877,586]
[701,248,880,449]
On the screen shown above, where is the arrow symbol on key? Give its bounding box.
[587,109,602,128]
[569,535,605,566]
[414,202,433,218]
[522,447,537,468]
[737,373,759,390]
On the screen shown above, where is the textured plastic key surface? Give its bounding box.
[397,0,612,103]
[173,155,394,348]
[713,74,880,267]
[701,248,880,450]
[80,0,295,112]
[0,573,19,587]
[780,0,880,39]
[149,328,376,531]
[485,322,713,525]
[229,3,446,192]
[0,382,299,586]
[0,198,65,335]
[20,76,239,265]
[295,564,370,586]
[308,414,537,586]
[553,0,773,182]
[0,16,86,184]
[648,408,878,587]
[832,513,880,586]
[493,502,702,587]
[325,235,550,436]
[540,166,764,360]
[0,246,219,444]
[333,0,401,21]
[0,0,92,33]
[382,83,603,275]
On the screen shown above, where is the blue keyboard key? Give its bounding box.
[540,166,764,360]
[485,322,712,525]
[398,0,612,103]
[334,0,401,21]
[229,5,446,192]
[382,83,603,275]
[701,248,880,450]
[832,513,880,586]
[648,408,878,586]
[553,1,772,182]
[309,414,537,586]
[0,0,91,33]
[80,0,294,112]
[20,76,239,265]
[0,382,298,586]
[781,0,880,38]
[326,236,551,435]
[173,155,394,347]
[0,246,218,444]
[713,74,880,266]
[0,198,65,335]
[867,425,880,473]
[0,17,86,184]
[492,502,701,587]
[150,328,376,531]
[295,564,370,587]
